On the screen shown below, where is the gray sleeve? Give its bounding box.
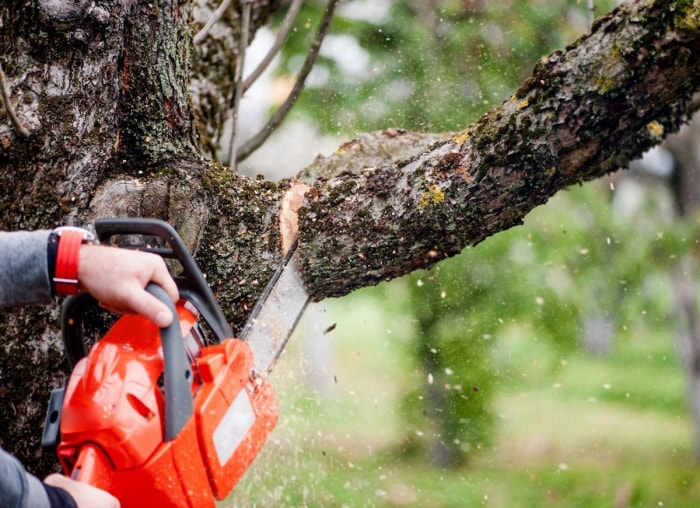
[0,230,53,308]
[0,446,50,508]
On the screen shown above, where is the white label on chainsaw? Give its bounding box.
[213,390,256,466]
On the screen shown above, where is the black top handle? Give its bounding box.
[95,218,233,341]
[63,218,233,369]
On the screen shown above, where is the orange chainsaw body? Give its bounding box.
[56,303,278,507]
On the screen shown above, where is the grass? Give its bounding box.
[225,285,700,507]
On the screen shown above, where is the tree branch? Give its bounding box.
[227,0,253,169]
[0,61,30,138]
[193,0,233,44]
[235,0,340,163]
[295,0,700,300]
[242,0,304,93]
[587,0,596,28]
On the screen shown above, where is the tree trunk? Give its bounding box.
[0,0,699,474]
[666,115,700,457]
[672,255,700,458]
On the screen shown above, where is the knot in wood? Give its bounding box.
[39,0,92,29]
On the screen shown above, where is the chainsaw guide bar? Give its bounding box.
[240,241,310,375]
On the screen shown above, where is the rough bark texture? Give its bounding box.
[0,0,698,475]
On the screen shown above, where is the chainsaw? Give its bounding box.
[41,218,309,507]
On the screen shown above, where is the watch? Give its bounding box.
[49,226,97,296]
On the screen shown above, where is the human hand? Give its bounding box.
[77,245,179,328]
[44,474,120,508]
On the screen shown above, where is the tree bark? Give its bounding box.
[0,0,699,474]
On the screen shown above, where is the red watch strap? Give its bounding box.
[54,229,84,295]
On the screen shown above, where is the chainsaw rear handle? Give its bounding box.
[61,283,193,441]
[69,444,112,491]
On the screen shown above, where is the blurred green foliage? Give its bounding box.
[400,267,498,467]
[397,177,696,464]
[275,0,616,134]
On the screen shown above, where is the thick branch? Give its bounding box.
[296,0,700,299]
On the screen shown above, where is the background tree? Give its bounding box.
[0,0,699,479]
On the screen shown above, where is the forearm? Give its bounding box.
[0,446,50,508]
[0,231,52,307]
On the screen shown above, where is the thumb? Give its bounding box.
[133,290,175,328]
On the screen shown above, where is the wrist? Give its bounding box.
[43,483,78,508]
[48,227,97,296]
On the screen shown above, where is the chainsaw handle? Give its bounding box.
[146,283,194,441]
[61,292,97,368]
[70,443,113,490]
[95,218,233,342]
